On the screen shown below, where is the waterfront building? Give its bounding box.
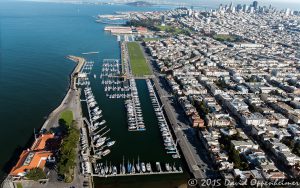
[10,134,56,178]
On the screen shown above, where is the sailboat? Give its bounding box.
[127,159,132,174]
[105,161,109,174]
[113,166,117,175]
[109,162,112,174]
[131,159,136,174]
[122,156,126,174]
[141,162,146,173]
[136,156,140,173]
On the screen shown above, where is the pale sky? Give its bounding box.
[14,0,300,9]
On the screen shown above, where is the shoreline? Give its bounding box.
[1,55,86,188]
[41,55,85,131]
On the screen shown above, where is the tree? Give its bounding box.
[232,149,242,168]
[199,101,209,114]
[293,142,300,156]
[25,168,46,181]
[57,120,79,182]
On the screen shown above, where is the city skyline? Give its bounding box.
[13,0,300,10]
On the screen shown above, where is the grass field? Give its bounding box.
[213,34,238,42]
[59,110,73,127]
[155,25,190,35]
[127,42,152,77]
[16,183,23,188]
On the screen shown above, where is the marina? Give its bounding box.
[146,79,181,158]
[100,59,146,131]
[77,61,94,86]
[78,61,116,165]
[100,59,131,99]
[117,34,135,42]
[83,85,115,160]
[78,59,185,179]
[60,9,187,185]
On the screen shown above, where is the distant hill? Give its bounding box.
[126,1,153,7]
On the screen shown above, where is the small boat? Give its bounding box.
[100,168,105,175]
[92,115,100,121]
[179,166,183,172]
[106,140,116,147]
[102,149,111,156]
[112,166,117,175]
[164,142,173,147]
[122,156,126,174]
[162,131,170,136]
[109,162,112,174]
[95,137,106,143]
[131,159,136,174]
[141,162,146,173]
[95,140,105,147]
[172,163,177,171]
[105,161,109,174]
[165,146,176,151]
[156,162,161,172]
[99,120,106,125]
[136,156,140,173]
[127,160,132,173]
[172,154,180,159]
[146,163,152,172]
[164,136,172,143]
[165,163,170,171]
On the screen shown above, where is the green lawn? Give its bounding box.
[155,25,190,35]
[16,183,23,188]
[213,34,237,42]
[59,110,73,128]
[127,42,152,77]
[143,38,159,42]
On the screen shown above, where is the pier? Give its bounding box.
[146,79,181,158]
[67,55,86,90]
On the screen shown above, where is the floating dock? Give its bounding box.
[92,170,183,177]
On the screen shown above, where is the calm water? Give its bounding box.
[0,1,190,187]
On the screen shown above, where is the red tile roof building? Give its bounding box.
[10,134,55,177]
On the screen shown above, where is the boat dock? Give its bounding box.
[82,86,114,159]
[92,170,183,177]
[76,61,94,86]
[91,160,183,178]
[99,59,146,131]
[100,59,131,99]
[146,79,181,158]
[126,78,145,131]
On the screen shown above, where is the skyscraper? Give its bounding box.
[243,4,249,12]
[253,1,258,10]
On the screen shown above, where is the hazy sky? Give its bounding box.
[13,0,300,9]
